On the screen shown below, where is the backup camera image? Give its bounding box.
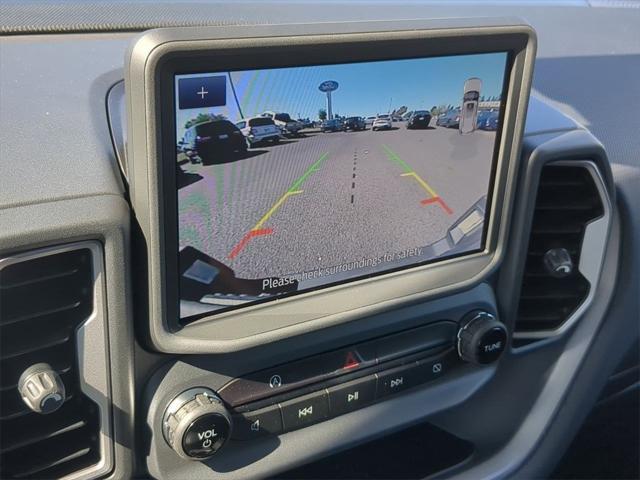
[175,53,508,319]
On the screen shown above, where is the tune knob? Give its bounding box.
[457,311,508,365]
[162,388,232,460]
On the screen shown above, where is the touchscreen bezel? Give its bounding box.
[126,20,536,353]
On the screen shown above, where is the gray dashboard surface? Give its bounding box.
[1,3,639,213]
[0,33,129,210]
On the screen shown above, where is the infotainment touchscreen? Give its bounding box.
[175,52,508,319]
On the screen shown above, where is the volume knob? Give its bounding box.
[457,311,508,365]
[162,388,232,460]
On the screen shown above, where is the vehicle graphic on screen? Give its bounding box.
[460,77,482,134]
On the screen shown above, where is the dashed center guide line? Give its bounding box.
[381,144,453,215]
[228,152,329,259]
[351,148,357,204]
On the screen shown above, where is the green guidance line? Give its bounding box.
[288,152,329,193]
[382,144,412,173]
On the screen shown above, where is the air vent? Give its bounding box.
[0,248,101,479]
[515,164,606,335]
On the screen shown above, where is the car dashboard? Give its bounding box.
[0,3,639,480]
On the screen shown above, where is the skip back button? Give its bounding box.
[280,391,329,431]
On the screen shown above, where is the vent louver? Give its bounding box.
[515,165,605,333]
[0,248,101,479]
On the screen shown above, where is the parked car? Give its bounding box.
[297,118,314,129]
[344,116,366,131]
[321,118,345,132]
[182,119,247,164]
[406,110,432,129]
[262,111,302,137]
[235,116,281,146]
[436,109,461,128]
[372,114,392,131]
[477,110,499,131]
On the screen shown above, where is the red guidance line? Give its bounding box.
[421,196,453,215]
[228,228,273,260]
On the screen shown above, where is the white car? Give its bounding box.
[261,111,302,137]
[235,117,281,145]
[372,114,392,131]
[364,116,376,127]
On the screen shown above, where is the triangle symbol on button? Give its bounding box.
[343,351,360,369]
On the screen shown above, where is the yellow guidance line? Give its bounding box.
[400,172,439,199]
[252,190,303,231]
[383,144,440,198]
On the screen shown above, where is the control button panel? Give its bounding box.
[159,313,504,457]
[219,321,456,406]
[227,347,460,442]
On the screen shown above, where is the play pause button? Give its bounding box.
[328,376,376,415]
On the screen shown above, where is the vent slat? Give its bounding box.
[531,225,584,235]
[515,165,604,334]
[11,447,92,479]
[0,331,73,361]
[0,391,75,421]
[0,267,79,290]
[520,294,584,301]
[0,247,101,479]
[1,419,86,454]
[0,301,83,327]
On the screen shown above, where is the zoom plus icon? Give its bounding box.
[269,375,282,389]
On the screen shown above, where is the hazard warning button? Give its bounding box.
[342,350,360,370]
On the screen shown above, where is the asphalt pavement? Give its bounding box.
[178,121,496,283]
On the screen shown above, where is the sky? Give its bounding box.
[176,52,507,138]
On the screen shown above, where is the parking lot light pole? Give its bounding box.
[227,72,244,119]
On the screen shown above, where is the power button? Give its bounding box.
[182,413,230,459]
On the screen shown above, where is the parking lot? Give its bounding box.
[178,121,496,280]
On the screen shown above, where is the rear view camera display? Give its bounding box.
[175,53,508,320]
